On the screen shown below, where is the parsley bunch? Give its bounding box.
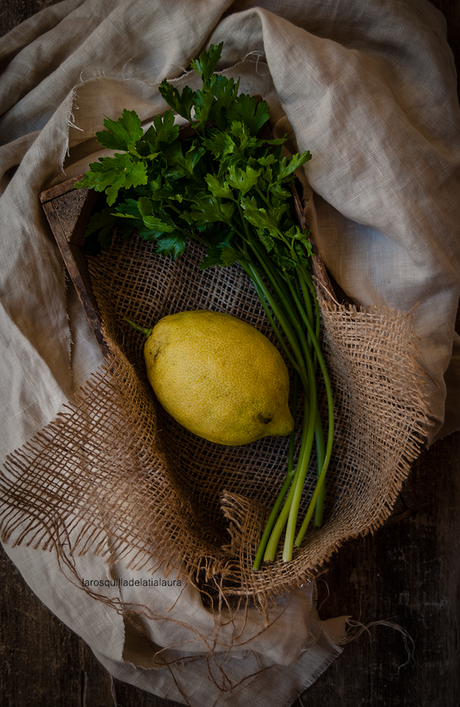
[76,42,334,569]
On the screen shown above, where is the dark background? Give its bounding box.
[1,1,459,705]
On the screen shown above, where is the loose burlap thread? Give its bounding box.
[0,226,434,609]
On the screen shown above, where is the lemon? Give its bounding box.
[143,309,294,446]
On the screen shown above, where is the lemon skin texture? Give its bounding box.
[144,310,294,446]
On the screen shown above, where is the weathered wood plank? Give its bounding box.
[40,185,111,358]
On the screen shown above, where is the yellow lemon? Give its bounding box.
[143,309,294,446]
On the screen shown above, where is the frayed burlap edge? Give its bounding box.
[0,264,434,612]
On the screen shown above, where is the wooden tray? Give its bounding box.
[39,175,418,522]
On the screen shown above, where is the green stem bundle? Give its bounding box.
[245,245,334,569]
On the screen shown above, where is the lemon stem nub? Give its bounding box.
[124,317,153,339]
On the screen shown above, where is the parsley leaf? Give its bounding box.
[226,94,270,136]
[155,234,187,258]
[226,164,261,195]
[141,111,180,153]
[141,214,176,232]
[205,174,234,199]
[240,195,288,235]
[137,196,153,216]
[199,243,240,269]
[189,42,223,83]
[77,153,147,206]
[114,198,141,218]
[82,208,118,254]
[202,130,237,160]
[162,141,206,180]
[158,83,195,122]
[275,152,312,181]
[95,109,144,152]
[190,195,235,225]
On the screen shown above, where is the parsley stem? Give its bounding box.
[243,262,309,390]
[282,341,317,562]
[246,267,303,378]
[262,388,310,562]
[248,238,302,331]
[242,242,325,564]
[283,273,327,524]
[314,412,326,527]
[252,372,299,571]
[246,238,314,374]
[295,452,329,546]
[246,237,334,561]
[261,480,296,563]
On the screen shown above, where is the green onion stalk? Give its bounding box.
[210,215,335,569]
[75,41,334,568]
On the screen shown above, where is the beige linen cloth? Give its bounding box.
[1,0,459,705]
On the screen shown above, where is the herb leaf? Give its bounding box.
[158,83,195,122]
[76,154,147,206]
[205,174,234,199]
[276,152,312,181]
[189,42,223,83]
[226,94,270,136]
[190,195,235,225]
[95,109,144,152]
[226,164,261,195]
[142,111,180,151]
[199,242,240,269]
[155,234,187,258]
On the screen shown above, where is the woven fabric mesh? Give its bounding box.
[0,233,433,605]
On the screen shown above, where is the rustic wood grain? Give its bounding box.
[1,2,459,706]
[40,179,111,358]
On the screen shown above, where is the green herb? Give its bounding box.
[76,42,334,568]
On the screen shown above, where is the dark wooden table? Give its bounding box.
[1,2,459,706]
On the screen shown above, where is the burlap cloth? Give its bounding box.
[1,1,459,705]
